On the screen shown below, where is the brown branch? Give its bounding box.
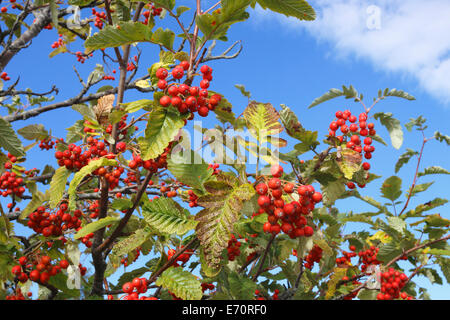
[252,234,276,281]
[95,170,153,252]
[147,237,198,285]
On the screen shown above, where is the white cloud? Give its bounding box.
[252,0,450,103]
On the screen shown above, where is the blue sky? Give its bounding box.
[3,0,450,299]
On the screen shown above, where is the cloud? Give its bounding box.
[252,0,450,103]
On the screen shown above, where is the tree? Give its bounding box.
[0,0,448,301]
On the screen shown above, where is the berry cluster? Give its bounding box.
[157,63,221,118]
[1,71,11,81]
[121,247,141,267]
[27,204,82,237]
[259,165,322,238]
[54,139,112,172]
[340,276,363,300]
[201,283,215,293]
[376,268,409,300]
[51,35,64,49]
[328,110,377,189]
[208,163,220,175]
[226,234,241,261]
[5,288,32,300]
[122,277,155,300]
[0,166,26,199]
[80,232,94,248]
[92,8,106,29]
[39,137,55,150]
[11,254,70,285]
[187,190,199,208]
[167,246,193,267]
[304,245,323,270]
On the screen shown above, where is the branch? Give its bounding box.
[252,234,276,281]
[201,40,243,63]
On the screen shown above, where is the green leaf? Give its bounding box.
[321,179,346,207]
[384,88,416,101]
[243,101,283,140]
[17,124,49,141]
[142,197,198,235]
[150,0,176,10]
[87,64,105,85]
[121,99,153,113]
[380,176,402,202]
[308,88,344,109]
[84,21,153,50]
[433,131,450,146]
[176,6,190,17]
[405,198,448,217]
[279,104,306,140]
[49,167,71,209]
[150,28,175,50]
[167,149,213,194]
[74,216,120,239]
[256,0,316,21]
[357,289,378,300]
[438,258,450,283]
[336,147,362,180]
[387,216,406,235]
[155,267,203,300]
[196,0,251,41]
[407,182,434,197]
[68,158,117,210]
[395,149,418,173]
[228,272,257,300]
[111,228,153,257]
[377,242,402,263]
[19,191,48,219]
[235,84,251,98]
[405,116,426,132]
[373,112,403,149]
[418,166,450,178]
[65,120,85,144]
[72,104,98,124]
[139,106,185,161]
[196,175,255,276]
[0,117,25,157]
[112,0,131,22]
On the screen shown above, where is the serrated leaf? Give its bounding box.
[84,21,153,50]
[357,289,378,300]
[140,106,185,161]
[155,267,203,300]
[196,178,255,276]
[167,149,213,193]
[243,101,283,140]
[142,197,198,235]
[326,268,346,299]
[196,0,251,41]
[377,242,402,263]
[308,88,344,109]
[0,117,25,157]
[336,147,362,180]
[321,179,346,207]
[418,166,450,177]
[235,84,251,98]
[74,216,119,239]
[68,158,117,210]
[405,198,448,217]
[49,167,71,209]
[387,216,406,235]
[256,0,316,21]
[395,149,418,173]
[151,27,175,49]
[17,124,49,141]
[384,88,416,100]
[434,131,450,146]
[111,228,153,257]
[228,272,257,300]
[380,176,402,202]
[121,99,153,113]
[19,191,48,219]
[373,112,403,149]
